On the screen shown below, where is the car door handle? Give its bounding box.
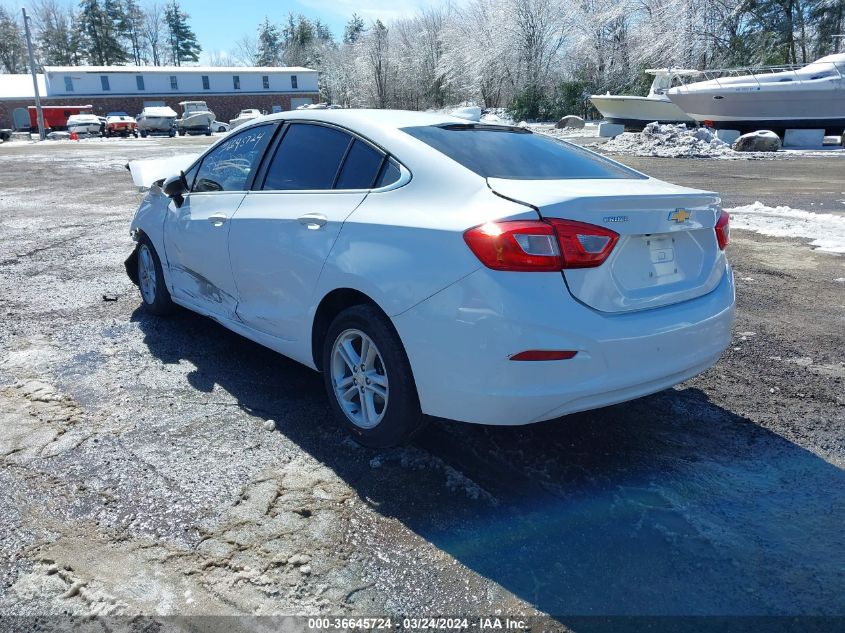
[208,213,228,226]
[298,213,328,229]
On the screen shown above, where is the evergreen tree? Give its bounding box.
[122,0,146,64]
[0,7,28,73]
[78,0,129,65]
[256,17,280,66]
[165,0,200,66]
[343,13,365,44]
[34,0,84,66]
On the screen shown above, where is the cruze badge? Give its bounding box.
[603,215,628,223]
[668,208,691,223]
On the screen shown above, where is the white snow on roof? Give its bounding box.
[0,74,47,100]
[45,65,315,74]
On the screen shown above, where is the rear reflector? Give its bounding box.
[715,210,730,250]
[510,350,578,361]
[464,218,618,271]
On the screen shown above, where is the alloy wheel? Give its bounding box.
[330,329,389,429]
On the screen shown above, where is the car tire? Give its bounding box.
[136,239,175,315]
[322,304,425,448]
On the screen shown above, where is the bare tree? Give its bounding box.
[234,34,260,65]
[142,2,165,65]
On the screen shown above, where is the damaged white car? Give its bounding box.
[125,109,735,447]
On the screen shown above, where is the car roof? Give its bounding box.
[254,108,463,145]
[235,109,480,177]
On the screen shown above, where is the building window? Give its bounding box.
[136,75,145,90]
[100,75,110,91]
[262,75,269,89]
[170,75,178,90]
[233,75,240,90]
[201,75,209,90]
[290,75,297,89]
[64,76,74,92]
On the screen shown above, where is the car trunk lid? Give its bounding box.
[488,177,726,313]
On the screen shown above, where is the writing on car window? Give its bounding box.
[193,125,274,193]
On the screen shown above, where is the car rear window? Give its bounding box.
[401,124,643,180]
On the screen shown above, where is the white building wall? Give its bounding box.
[44,68,319,97]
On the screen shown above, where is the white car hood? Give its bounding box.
[128,154,199,189]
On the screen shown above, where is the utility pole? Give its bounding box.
[22,8,46,141]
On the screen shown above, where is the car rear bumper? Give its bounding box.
[392,264,735,425]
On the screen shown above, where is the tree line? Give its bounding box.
[0,0,201,71]
[2,0,843,120]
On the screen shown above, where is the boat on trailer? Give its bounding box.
[177,101,214,136]
[590,68,702,129]
[667,53,845,135]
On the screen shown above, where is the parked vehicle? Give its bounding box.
[667,52,845,134]
[212,120,230,133]
[229,109,262,129]
[105,112,139,137]
[66,113,103,136]
[177,101,214,136]
[136,106,178,137]
[590,69,701,129]
[125,110,735,447]
[27,104,94,132]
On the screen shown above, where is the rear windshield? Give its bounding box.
[401,124,643,180]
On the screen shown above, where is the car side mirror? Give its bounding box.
[163,171,188,207]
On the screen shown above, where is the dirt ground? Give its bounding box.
[0,137,843,625]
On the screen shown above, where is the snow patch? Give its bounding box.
[727,202,845,253]
[600,122,736,158]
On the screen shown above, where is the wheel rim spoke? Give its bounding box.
[362,389,378,425]
[339,340,360,371]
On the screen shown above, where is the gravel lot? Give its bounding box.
[0,136,843,624]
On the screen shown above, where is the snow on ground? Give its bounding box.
[529,122,600,139]
[601,123,737,158]
[728,201,845,253]
[600,122,845,159]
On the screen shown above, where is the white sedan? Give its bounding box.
[125,110,735,447]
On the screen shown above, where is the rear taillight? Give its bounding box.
[463,221,561,272]
[715,210,730,250]
[463,219,618,271]
[545,219,619,269]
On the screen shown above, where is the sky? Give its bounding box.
[1,0,449,64]
[173,0,446,63]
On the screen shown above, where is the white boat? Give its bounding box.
[590,69,702,129]
[136,106,178,136]
[667,53,845,134]
[177,101,215,136]
[66,113,102,136]
[229,108,262,129]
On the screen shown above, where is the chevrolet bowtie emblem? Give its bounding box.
[668,208,691,223]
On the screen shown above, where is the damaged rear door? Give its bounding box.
[162,124,275,318]
[229,122,386,342]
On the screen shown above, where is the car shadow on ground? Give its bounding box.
[132,308,845,618]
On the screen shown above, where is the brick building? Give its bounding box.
[0,65,320,130]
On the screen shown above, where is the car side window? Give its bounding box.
[335,139,385,189]
[263,123,352,191]
[183,162,199,190]
[192,124,274,193]
[375,158,401,188]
